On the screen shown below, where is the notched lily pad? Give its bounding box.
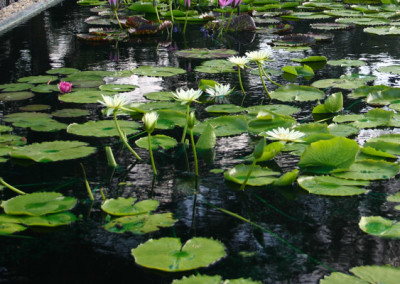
[359,216,400,239]
[17,75,58,84]
[224,164,280,186]
[270,85,324,102]
[67,120,140,137]
[0,83,34,92]
[99,84,138,92]
[101,197,159,216]
[331,159,400,180]
[135,134,177,150]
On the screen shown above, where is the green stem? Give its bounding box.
[169,0,174,22]
[190,129,199,176]
[262,67,281,87]
[80,163,94,201]
[257,62,271,100]
[225,12,233,32]
[239,159,257,191]
[0,177,26,195]
[113,112,141,160]
[218,12,225,37]
[183,10,189,34]
[154,3,161,23]
[181,104,190,143]
[147,132,157,176]
[114,10,123,29]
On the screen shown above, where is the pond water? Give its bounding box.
[1,1,400,283]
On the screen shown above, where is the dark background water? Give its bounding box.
[1,1,400,283]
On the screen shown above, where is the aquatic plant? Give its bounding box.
[142,111,159,175]
[57,81,72,94]
[246,50,272,100]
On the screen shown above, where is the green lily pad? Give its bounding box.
[312,78,366,90]
[18,75,58,84]
[377,65,400,74]
[194,59,236,73]
[0,125,13,133]
[67,120,140,138]
[294,123,329,136]
[99,84,138,92]
[196,124,216,150]
[143,91,174,101]
[298,175,369,196]
[1,192,77,216]
[364,134,400,155]
[0,91,35,101]
[101,197,159,216]
[387,192,400,202]
[270,84,324,102]
[31,84,60,93]
[70,80,104,88]
[333,108,393,128]
[51,108,89,118]
[172,274,261,284]
[224,164,280,186]
[389,103,400,111]
[46,68,80,75]
[193,115,248,137]
[298,137,359,173]
[273,169,299,186]
[19,104,51,112]
[0,222,27,235]
[59,90,116,104]
[327,59,366,67]
[336,17,390,26]
[155,110,187,130]
[130,66,186,77]
[0,83,34,92]
[348,85,391,99]
[0,134,27,147]
[282,64,314,77]
[104,213,177,234]
[246,104,300,116]
[359,216,400,238]
[175,48,237,59]
[310,22,355,30]
[66,70,113,81]
[131,237,227,272]
[205,104,245,114]
[291,56,327,63]
[366,87,400,105]
[331,159,400,180]
[3,112,67,132]
[133,101,188,113]
[324,9,362,17]
[359,146,397,160]
[280,12,331,20]
[135,134,177,150]
[364,26,400,35]
[18,211,77,227]
[10,140,96,162]
[249,117,295,135]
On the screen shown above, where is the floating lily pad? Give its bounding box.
[101,197,159,216]
[172,274,261,284]
[10,140,96,162]
[364,26,400,35]
[364,134,400,155]
[104,213,177,234]
[321,266,400,283]
[0,222,27,235]
[332,159,400,180]
[194,59,236,73]
[1,192,77,216]
[310,22,355,30]
[312,78,366,90]
[349,85,391,99]
[359,216,400,239]
[0,91,34,101]
[193,115,248,137]
[280,12,331,20]
[224,164,280,186]
[175,48,237,59]
[249,116,295,134]
[3,112,67,132]
[133,101,188,113]
[298,137,359,173]
[327,59,366,67]
[59,90,115,104]
[131,237,227,272]
[327,124,359,137]
[143,91,174,101]
[324,9,362,17]
[366,87,400,105]
[336,17,390,26]
[46,68,80,75]
[377,65,400,75]
[272,34,316,47]
[359,146,397,160]
[196,124,216,150]
[99,84,138,92]
[333,108,393,128]
[77,33,129,42]
[130,66,186,77]
[30,84,60,93]
[270,85,324,102]
[71,80,104,88]
[205,104,245,114]
[0,134,27,147]
[51,108,89,118]
[0,83,34,92]
[19,104,51,112]
[0,125,12,133]
[66,70,113,81]
[135,134,177,150]
[155,110,187,129]
[246,104,299,116]
[67,120,140,138]
[298,175,368,196]
[17,75,58,84]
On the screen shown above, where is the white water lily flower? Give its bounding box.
[263,127,305,142]
[142,111,158,133]
[227,56,249,69]
[173,88,203,105]
[245,50,271,64]
[206,83,233,104]
[98,94,130,116]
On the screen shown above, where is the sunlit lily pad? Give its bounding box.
[0,83,34,92]
[196,124,216,150]
[298,175,368,196]
[336,17,390,26]
[205,104,245,114]
[130,66,186,77]
[0,222,27,235]
[224,164,280,186]
[272,34,316,47]
[333,108,393,128]
[0,91,34,101]
[312,78,366,90]
[364,134,400,155]
[327,124,359,137]
[18,75,58,84]
[143,91,174,101]
[46,68,80,75]
[348,85,391,99]
[18,211,77,227]
[104,213,177,234]
[364,26,400,35]
[66,70,112,81]
[327,59,366,67]
[10,140,96,162]
[132,101,188,113]
[19,104,51,112]
[194,59,236,73]
[331,159,400,180]
[67,120,140,137]
[270,85,324,102]
[280,12,331,20]
[321,266,400,283]
[135,134,177,150]
[131,237,227,272]
[324,9,362,17]
[0,125,13,133]
[1,192,77,216]
[310,22,355,30]
[30,84,60,93]
[99,84,138,92]
[246,104,299,116]
[59,90,115,104]
[366,88,400,105]
[51,108,89,118]
[249,116,295,134]
[3,112,67,132]
[377,65,400,75]
[172,274,261,284]
[155,110,187,129]
[193,115,248,137]
[101,197,159,216]
[175,48,237,59]
[359,146,397,160]
[359,216,400,239]
[0,134,27,147]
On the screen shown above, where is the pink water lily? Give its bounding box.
[58,81,72,94]
[185,0,190,7]
[219,0,233,8]
[234,0,242,7]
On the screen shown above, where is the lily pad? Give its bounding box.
[131,237,227,272]
[0,83,33,92]
[196,124,216,150]
[135,134,177,150]
[0,134,27,147]
[298,175,369,196]
[0,222,27,235]
[246,104,299,116]
[364,134,400,155]
[104,213,177,234]
[310,22,355,30]
[10,140,96,162]
[328,124,359,137]
[377,65,400,75]
[224,164,280,186]
[333,108,393,128]
[272,34,316,47]
[143,91,174,101]
[19,104,51,112]
[18,75,58,84]
[327,59,366,67]
[155,110,187,129]
[30,84,60,93]
[359,216,400,239]
[194,59,236,73]
[331,159,400,180]
[366,87,400,105]
[130,66,186,77]
[348,85,391,99]
[172,275,261,284]
[364,26,400,35]
[175,48,237,59]
[3,112,67,132]
[336,17,390,26]
[99,84,138,92]
[280,12,331,20]
[59,90,116,104]
[101,198,159,216]
[0,91,34,101]
[67,120,140,138]
[46,68,80,75]
[205,104,245,114]
[193,115,248,137]
[270,85,324,102]
[51,108,89,118]
[1,192,77,216]
[0,125,13,133]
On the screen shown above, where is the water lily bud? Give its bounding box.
[108,0,119,10]
[142,111,158,133]
[58,81,72,94]
[187,111,196,129]
[253,137,265,161]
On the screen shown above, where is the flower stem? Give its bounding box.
[225,12,233,32]
[147,132,157,176]
[257,62,271,100]
[239,159,256,191]
[0,177,25,195]
[113,112,141,160]
[183,10,189,34]
[80,163,94,201]
[190,129,199,176]
[154,2,161,23]
[262,68,281,87]
[181,104,190,143]
[114,10,123,29]
[169,0,174,22]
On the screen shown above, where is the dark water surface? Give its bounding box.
[1,1,400,283]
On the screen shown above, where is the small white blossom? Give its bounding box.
[245,50,271,64]
[206,83,233,103]
[98,94,130,116]
[173,88,202,105]
[142,111,158,133]
[227,56,249,69]
[263,127,305,142]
